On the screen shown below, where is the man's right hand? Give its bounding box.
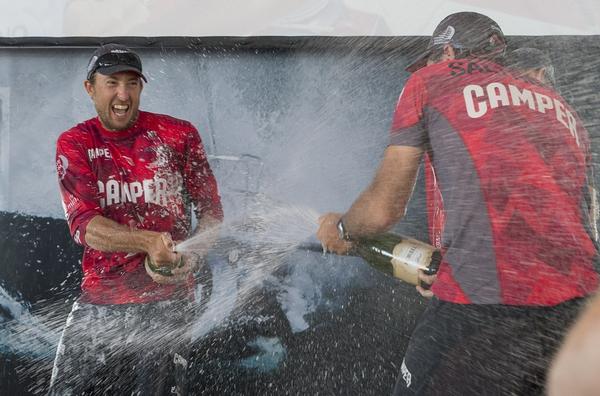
[145,252,197,285]
[146,232,178,266]
[144,232,193,285]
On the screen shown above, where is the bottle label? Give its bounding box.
[390,240,434,285]
[395,244,424,268]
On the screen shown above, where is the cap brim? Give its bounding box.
[405,50,431,73]
[96,65,148,82]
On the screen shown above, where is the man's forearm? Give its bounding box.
[85,215,158,253]
[343,146,422,238]
[343,188,401,237]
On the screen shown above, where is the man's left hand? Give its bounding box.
[416,269,437,298]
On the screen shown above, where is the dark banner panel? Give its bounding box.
[0,211,427,394]
[0,36,424,50]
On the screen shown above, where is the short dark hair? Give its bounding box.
[427,45,470,64]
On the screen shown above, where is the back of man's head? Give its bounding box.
[406,12,507,73]
[506,47,555,85]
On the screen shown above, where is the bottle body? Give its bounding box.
[144,255,184,277]
[352,232,441,286]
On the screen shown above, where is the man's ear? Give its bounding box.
[84,80,94,98]
[489,34,505,49]
[536,67,548,82]
[442,44,456,60]
[534,68,547,83]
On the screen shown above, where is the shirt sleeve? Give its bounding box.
[56,133,103,246]
[389,73,429,147]
[183,127,224,221]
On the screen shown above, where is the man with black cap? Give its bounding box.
[317,12,598,395]
[49,44,223,394]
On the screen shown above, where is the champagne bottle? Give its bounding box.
[349,232,441,288]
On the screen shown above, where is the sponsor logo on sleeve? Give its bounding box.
[61,200,70,220]
[57,155,69,180]
[74,230,82,245]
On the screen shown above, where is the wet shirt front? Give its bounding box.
[56,111,223,304]
[391,59,598,305]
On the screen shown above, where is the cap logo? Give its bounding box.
[433,25,455,45]
[87,55,98,73]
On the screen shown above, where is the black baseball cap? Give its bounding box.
[86,43,147,82]
[406,12,506,73]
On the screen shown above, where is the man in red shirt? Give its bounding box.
[49,44,223,395]
[420,46,562,300]
[317,12,598,395]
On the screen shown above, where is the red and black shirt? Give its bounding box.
[56,111,223,304]
[391,59,598,306]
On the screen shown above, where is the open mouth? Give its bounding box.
[112,104,130,118]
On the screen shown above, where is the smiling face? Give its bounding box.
[84,71,143,131]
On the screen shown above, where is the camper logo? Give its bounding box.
[96,177,171,208]
[433,25,455,45]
